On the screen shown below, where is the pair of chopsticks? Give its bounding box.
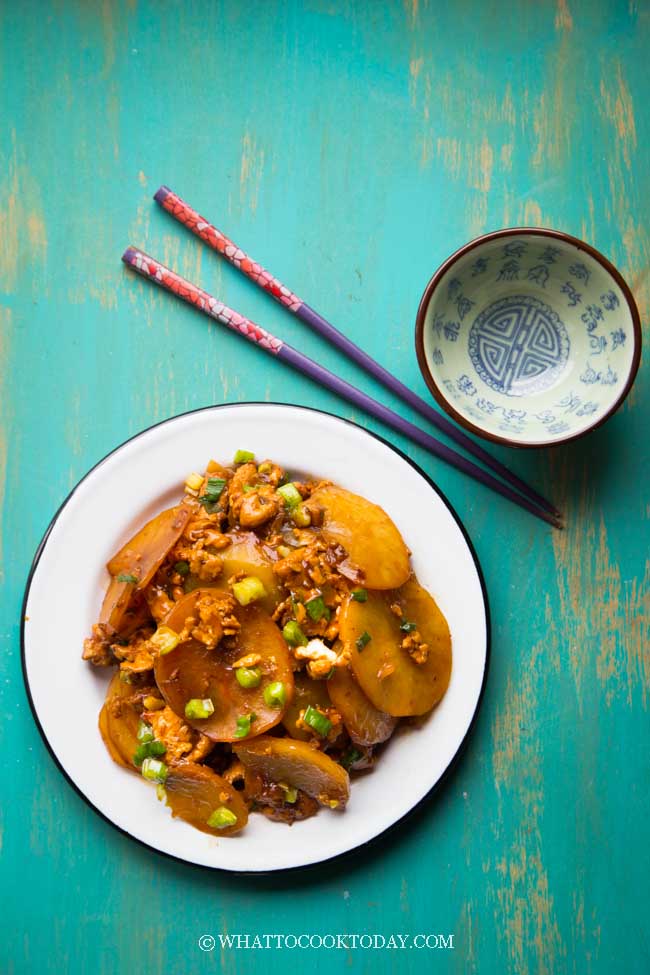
[122,186,562,529]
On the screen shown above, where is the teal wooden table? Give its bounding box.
[3,2,648,972]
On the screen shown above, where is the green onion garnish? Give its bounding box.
[283,785,298,804]
[303,705,332,738]
[277,482,302,508]
[282,620,308,646]
[351,588,368,602]
[117,573,139,584]
[257,462,273,474]
[137,720,154,743]
[232,575,267,606]
[235,666,262,689]
[242,484,256,493]
[184,698,215,720]
[234,714,256,738]
[234,449,255,464]
[133,739,166,766]
[173,560,190,577]
[305,595,330,622]
[291,504,311,528]
[140,757,168,782]
[356,631,371,651]
[206,806,238,829]
[340,746,363,770]
[400,621,417,633]
[263,681,287,709]
[198,477,227,512]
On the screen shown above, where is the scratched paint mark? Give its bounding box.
[599,66,637,170]
[101,0,116,76]
[555,0,573,31]
[491,623,565,974]
[240,132,265,213]
[409,56,423,107]
[0,307,10,584]
[0,132,48,292]
[468,136,494,193]
[500,143,513,171]
[435,137,463,180]
[549,451,647,710]
[403,0,419,27]
[138,170,148,187]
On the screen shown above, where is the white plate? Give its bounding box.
[22,404,489,872]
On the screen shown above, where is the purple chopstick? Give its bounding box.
[154,185,559,518]
[122,247,562,529]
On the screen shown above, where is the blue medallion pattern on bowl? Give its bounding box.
[468,295,570,397]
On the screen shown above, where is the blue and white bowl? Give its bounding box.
[416,229,641,447]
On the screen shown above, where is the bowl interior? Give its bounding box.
[421,232,637,445]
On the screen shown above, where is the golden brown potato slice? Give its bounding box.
[98,577,136,633]
[99,670,155,770]
[217,532,283,612]
[327,665,397,745]
[308,485,410,589]
[154,590,294,742]
[282,671,333,741]
[107,503,192,590]
[339,578,451,717]
[165,762,248,836]
[235,736,350,807]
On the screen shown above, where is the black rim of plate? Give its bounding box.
[20,402,491,876]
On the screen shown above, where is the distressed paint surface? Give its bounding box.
[1,2,648,973]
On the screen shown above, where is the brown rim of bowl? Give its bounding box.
[414,226,643,449]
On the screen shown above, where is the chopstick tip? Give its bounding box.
[154,185,171,205]
[121,246,137,265]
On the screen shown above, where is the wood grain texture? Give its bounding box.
[2,1,648,973]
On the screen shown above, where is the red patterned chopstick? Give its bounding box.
[154,185,560,519]
[122,246,562,529]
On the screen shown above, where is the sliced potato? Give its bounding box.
[309,485,410,589]
[107,503,192,589]
[99,670,155,770]
[164,762,248,836]
[235,736,350,807]
[154,589,294,742]
[339,578,451,716]
[282,671,333,741]
[327,665,397,745]
[98,577,136,634]
[217,532,283,612]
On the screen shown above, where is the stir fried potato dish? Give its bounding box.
[83,450,452,836]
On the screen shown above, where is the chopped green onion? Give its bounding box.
[119,670,133,684]
[235,666,262,689]
[303,705,332,738]
[277,482,302,508]
[234,714,256,738]
[207,806,238,829]
[234,449,255,464]
[282,620,308,646]
[137,720,154,743]
[351,588,368,602]
[184,698,215,720]
[340,746,363,770]
[205,477,226,499]
[257,462,273,474]
[356,631,372,652]
[291,504,311,527]
[305,594,330,622]
[400,621,417,633]
[197,496,220,513]
[140,757,168,782]
[242,484,257,493]
[156,783,166,801]
[232,575,267,606]
[263,681,288,709]
[173,560,190,577]
[133,739,166,766]
[117,573,139,584]
[282,785,298,804]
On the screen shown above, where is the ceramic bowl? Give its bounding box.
[415,228,641,447]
